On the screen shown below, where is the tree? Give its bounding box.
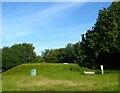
[36,55,45,63]
[2,47,13,72]
[72,42,83,64]
[57,48,65,63]
[64,43,76,63]
[79,2,120,69]
[11,43,37,63]
[2,43,37,72]
[41,49,59,63]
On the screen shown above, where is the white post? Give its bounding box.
[100,65,104,74]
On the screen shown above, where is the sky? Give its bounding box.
[2,2,112,55]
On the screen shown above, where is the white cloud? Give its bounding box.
[3,2,86,46]
[4,2,86,28]
[2,2,96,54]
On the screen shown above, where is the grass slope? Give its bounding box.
[0,74,2,92]
[2,63,118,91]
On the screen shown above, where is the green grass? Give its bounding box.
[2,63,119,91]
[0,74,2,92]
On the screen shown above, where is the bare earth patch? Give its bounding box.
[17,79,80,87]
[17,78,110,88]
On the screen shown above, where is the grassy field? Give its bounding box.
[2,63,119,91]
[0,74,2,92]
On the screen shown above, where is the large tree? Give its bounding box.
[2,43,37,72]
[79,2,120,69]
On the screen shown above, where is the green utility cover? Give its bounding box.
[30,69,36,76]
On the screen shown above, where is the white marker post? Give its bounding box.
[100,65,104,74]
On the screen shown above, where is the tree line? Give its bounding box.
[2,43,44,72]
[1,2,120,72]
[41,2,120,69]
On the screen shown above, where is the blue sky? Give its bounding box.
[2,2,111,55]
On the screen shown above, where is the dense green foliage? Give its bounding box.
[42,49,60,63]
[41,2,120,69]
[79,2,120,69]
[41,43,81,63]
[2,43,40,72]
[41,44,78,63]
[2,2,120,71]
[1,2,120,91]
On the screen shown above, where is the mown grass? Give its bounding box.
[0,74,2,92]
[2,63,119,91]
